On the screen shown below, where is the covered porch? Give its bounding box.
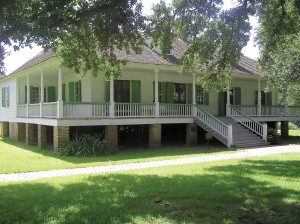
[16,66,300,120]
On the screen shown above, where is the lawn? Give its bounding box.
[0,153,299,224]
[290,129,300,136]
[0,138,228,174]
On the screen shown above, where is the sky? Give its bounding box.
[3,0,259,75]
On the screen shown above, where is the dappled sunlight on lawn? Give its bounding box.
[0,154,299,224]
[0,138,228,174]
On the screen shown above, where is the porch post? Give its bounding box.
[109,75,115,118]
[154,68,159,118]
[257,79,262,116]
[40,70,44,118]
[226,88,231,116]
[192,74,196,117]
[26,73,30,118]
[284,91,288,116]
[57,68,63,118]
[16,78,19,117]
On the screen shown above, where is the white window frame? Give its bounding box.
[1,86,10,107]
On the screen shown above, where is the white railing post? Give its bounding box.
[154,67,159,118]
[40,70,44,118]
[227,124,233,148]
[226,88,231,116]
[57,68,63,119]
[192,74,197,117]
[263,123,268,141]
[26,73,30,118]
[257,79,262,116]
[109,75,115,118]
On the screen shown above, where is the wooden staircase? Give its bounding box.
[218,117,270,148]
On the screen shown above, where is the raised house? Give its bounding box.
[0,40,299,149]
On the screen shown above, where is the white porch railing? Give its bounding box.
[17,104,27,117]
[195,105,228,139]
[231,106,267,141]
[115,103,155,117]
[233,105,258,116]
[28,104,40,117]
[64,103,110,118]
[159,104,192,117]
[42,102,58,118]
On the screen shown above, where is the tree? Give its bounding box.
[0,0,144,76]
[1,0,299,95]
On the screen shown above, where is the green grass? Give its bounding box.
[0,138,228,174]
[0,153,299,224]
[289,129,300,136]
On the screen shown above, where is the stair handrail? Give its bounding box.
[195,105,229,139]
[230,105,264,138]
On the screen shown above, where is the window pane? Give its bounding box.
[114,80,130,102]
[174,83,186,103]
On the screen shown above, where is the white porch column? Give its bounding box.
[109,75,115,118]
[226,88,231,117]
[40,70,44,118]
[154,68,159,118]
[57,68,63,118]
[284,91,288,116]
[257,79,262,116]
[26,74,30,118]
[263,123,268,141]
[16,78,19,117]
[192,74,196,117]
[227,124,233,148]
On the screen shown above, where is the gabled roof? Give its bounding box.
[10,40,260,76]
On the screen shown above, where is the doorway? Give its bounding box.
[218,92,226,116]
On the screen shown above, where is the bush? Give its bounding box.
[267,128,280,145]
[56,134,118,156]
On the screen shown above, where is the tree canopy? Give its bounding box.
[0,0,299,95]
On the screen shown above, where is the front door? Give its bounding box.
[218,92,226,116]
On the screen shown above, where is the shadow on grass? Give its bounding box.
[0,160,299,224]
[278,136,300,145]
[1,138,227,165]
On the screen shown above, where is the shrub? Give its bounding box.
[267,128,280,145]
[56,134,118,156]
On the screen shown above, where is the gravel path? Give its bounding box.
[1,145,299,183]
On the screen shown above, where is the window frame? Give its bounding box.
[1,86,9,107]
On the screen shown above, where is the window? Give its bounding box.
[174,83,186,103]
[114,80,130,102]
[74,82,81,102]
[31,87,40,103]
[1,86,9,107]
[69,81,81,102]
[196,85,209,105]
[196,85,204,105]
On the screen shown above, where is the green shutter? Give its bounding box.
[161,82,167,103]
[131,80,141,103]
[187,83,193,104]
[218,92,225,116]
[69,82,75,102]
[105,81,110,102]
[47,86,56,102]
[166,82,174,103]
[153,81,155,103]
[62,84,66,101]
[267,92,272,105]
[234,87,241,105]
[25,86,27,104]
[255,91,258,105]
[204,92,209,105]
[30,86,34,103]
[77,81,82,102]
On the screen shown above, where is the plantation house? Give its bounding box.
[0,40,299,149]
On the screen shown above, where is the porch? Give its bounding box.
[17,102,300,120]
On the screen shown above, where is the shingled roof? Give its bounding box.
[10,40,260,76]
